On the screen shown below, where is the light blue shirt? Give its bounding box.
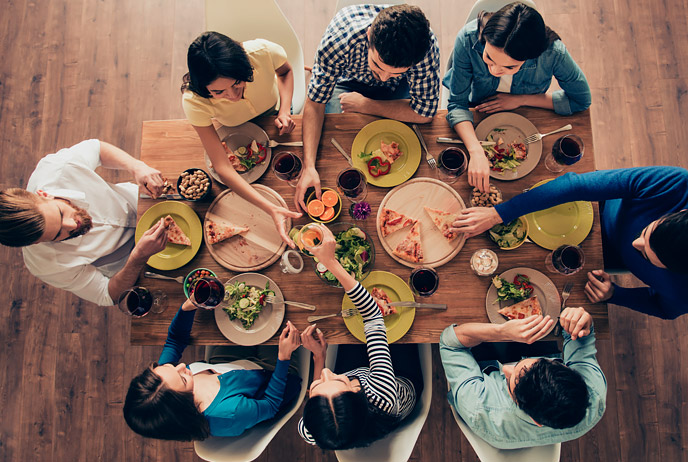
[439,325,607,449]
[444,19,591,127]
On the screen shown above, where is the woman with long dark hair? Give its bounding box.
[444,2,591,192]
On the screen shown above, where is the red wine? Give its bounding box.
[126,288,152,317]
[339,169,362,190]
[410,268,439,296]
[275,153,295,173]
[192,278,224,308]
[561,246,583,269]
[273,152,303,182]
[337,168,365,199]
[553,136,583,166]
[440,149,466,170]
[551,245,584,274]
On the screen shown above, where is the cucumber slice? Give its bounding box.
[238,298,250,309]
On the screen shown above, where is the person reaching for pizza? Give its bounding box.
[440,306,607,449]
[297,226,423,450]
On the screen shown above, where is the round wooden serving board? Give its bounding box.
[205,185,289,272]
[376,177,467,268]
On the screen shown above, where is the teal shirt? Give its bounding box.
[439,326,606,449]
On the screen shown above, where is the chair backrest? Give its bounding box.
[194,347,311,462]
[204,0,306,114]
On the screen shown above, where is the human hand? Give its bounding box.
[450,207,502,238]
[133,161,164,198]
[275,113,296,135]
[500,314,554,344]
[475,93,524,114]
[132,218,168,260]
[270,205,303,249]
[294,166,321,212]
[181,299,197,312]
[559,306,592,340]
[467,148,491,193]
[301,324,327,360]
[308,225,337,266]
[585,269,614,303]
[339,91,369,114]
[278,320,301,361]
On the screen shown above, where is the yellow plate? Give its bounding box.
[351,119,421,187]
[135,201,203,270]
[342,271,415,343]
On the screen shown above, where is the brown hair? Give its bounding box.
[0,188,45,247]
[369,4,432,68]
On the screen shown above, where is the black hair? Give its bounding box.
[513,359,589,429]
[181,31,254,98]
[123,363,211,441]
[648,210,688,273]
[369,4,432,68]
[478,2,561,61]
[303,390,402,450]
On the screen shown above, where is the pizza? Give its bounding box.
[424,206,460,241]
[371,287,397,316]
[163,215,191,246]
[392,222,423,263]
[498,296,542,321]
[379,140,403,164]
[205,218,249,244]
[379,208,416,237]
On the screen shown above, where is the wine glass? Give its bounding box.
[117,287,167,317]
[336,167,368,203]
[437,147,468,184]
[545,134,584,173]
[189,277,226,309]
[545,245,585,276]
[272,151,303,187]
[409,267,439,297]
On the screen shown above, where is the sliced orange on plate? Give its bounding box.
[322,190,340,207]
[320,206,335,221]
[307,199,325,217]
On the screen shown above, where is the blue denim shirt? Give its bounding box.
[439,325,606,449]
[444,20,591,127]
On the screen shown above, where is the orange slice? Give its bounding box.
[320,206,335,221]
[307,199,325,217]
[322,190,339,207]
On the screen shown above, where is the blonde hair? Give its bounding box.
[0,188,45,247]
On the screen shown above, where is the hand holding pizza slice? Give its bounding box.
[163,215,191,246]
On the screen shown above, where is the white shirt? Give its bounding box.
[22,139,138,306]
[497,74,513,93]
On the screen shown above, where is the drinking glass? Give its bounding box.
[272,151,303,187]
[117,287,167,317]
[545,244,585,275]
[409,267,439,297]
[298,223,325,253]
[279,249,304,274]
[437,147,468,184]
[189,276,226,309]
[545,134,584,173]
[336,167,368,203]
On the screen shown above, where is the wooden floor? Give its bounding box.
[1,0,687,461]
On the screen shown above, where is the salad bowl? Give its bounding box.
[312,222,375,288]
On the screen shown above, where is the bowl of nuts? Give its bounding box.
[470,184,503,208]
[177,168,212,201]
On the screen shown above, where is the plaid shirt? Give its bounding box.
[308,4,440,118]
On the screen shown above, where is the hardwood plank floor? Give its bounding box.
[1,1,687,461]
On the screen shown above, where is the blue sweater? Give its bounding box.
[159,308,294,436]
[495,167,688,319]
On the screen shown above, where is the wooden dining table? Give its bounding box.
[131,108,608,345]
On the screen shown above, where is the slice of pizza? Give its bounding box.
[379,208,416,237]
[392,222,423,263]
[163,215,191,246]
[424,206,461,241]
[371,287,397,316]
[380,140,403,164]
[498,296,542,321]
[205,219,249,245]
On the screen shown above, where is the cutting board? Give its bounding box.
[376,177,467,268]
[205,185,289,271]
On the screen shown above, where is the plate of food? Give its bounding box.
[311,223,375,287]
[485,267,560,335]
[489,216,529,250]
[376,177,466,268]
[134,201,202,270]
[204,122,272,185]
[342,271,415,343]
[204,186,289,272]
[351,119,421,187]
[475,112,542,180]
[524,179,594,250]
[214,273,285,346]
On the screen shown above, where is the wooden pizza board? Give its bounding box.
[376,177,467,268]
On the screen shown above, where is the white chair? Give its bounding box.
[204,0,306,114]
[193,347,311,462]
[448,401,561,462]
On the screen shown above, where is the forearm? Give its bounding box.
[319,256,357,292]
[453,120,483,154]
[276,70,294,117]
[362,98,432,124]
[107,251,148,303]
[98,140,143,173]
[311,355,325,380]
[517,93,554,110]
[453,322,508,348]
[302,98,325,169]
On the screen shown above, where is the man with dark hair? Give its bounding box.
[453,167,688,319]
[294,4,441,211]
[440,307,606,448]
[0,139,168,306]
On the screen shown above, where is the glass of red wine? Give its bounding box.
[437,147,468,184]
[189,277,226,309]
[272,151,303,187]
[545,244,585,276]
[117,287,167,318]
[336,167,368,203]
[545,134,584,173]
[409,267,439,297]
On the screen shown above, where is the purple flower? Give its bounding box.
[349,201,371,220]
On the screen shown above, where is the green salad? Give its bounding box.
[223,281,274,329]
[489,218,527,248]
[492,274,534,303]
[314,227,372,284]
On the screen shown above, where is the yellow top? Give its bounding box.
[182,39,288,127]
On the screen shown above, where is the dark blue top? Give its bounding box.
[495,167,688,319]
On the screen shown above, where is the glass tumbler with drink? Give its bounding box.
[336,167,368,203]
[298,223,325,254]
[117,287,167,317]
[409,267,439,297]
[545,134,584,173]
[545,244,585,276]
[190,276,226,309]
[272,151,303,187]
[437,147,468,184]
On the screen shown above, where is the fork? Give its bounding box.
[268,140,303,148]
[412,124,436,169]
[264,294,316,311]
[554,282,574,336]
[307,309,357,322]
[144,271,184,283]
[523,124,572,145]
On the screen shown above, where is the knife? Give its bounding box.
[330,138,353,166]
[436,137,496,147]
[387,301,447,310]
[139,193,184,200]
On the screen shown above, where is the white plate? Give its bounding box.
[475,112,542,181]
[204,122,272,185]
[214,273,285,346]
[485,267,560,336]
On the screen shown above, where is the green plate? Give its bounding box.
[524,179,594,250]
[135,201,203,270]
[342,271,415,343]
[351,119,421,187]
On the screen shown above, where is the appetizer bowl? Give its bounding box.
[306,187,342,224]
[177,168,212,201]
[312,222,375,287]
[183,267,218,298]
[470,184,503,208]
[489,216,529,250]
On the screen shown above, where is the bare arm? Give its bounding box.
[274,62,296,135]
[99,141,164,197]
[454,315,553,347]
[475,93,554,114]
[340,94,432,124]
[293,98,325,212]
[453,120,490,193]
